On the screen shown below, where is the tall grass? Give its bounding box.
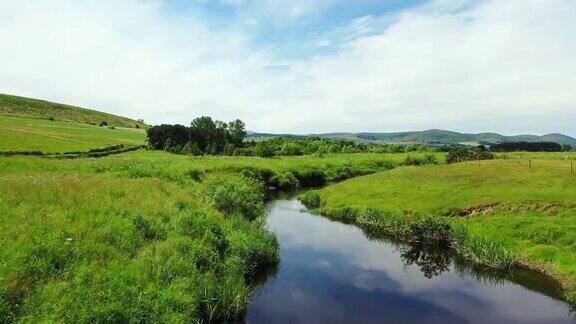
[0,172,277,322]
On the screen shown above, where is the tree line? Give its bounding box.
[146,118,433,157]
[490,141,571,152]
[146,117,247,155]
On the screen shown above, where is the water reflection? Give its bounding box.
[246,199,573,324]
[400,244,451,279]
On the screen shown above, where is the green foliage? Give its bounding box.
[147,117,247,156]
[491,141,563,152]
[254,141,274,158]
[300,191,321,209]
[446,146,494,163]
[403,154,439,166]
[203,174,265,221]
[270,171,299,191]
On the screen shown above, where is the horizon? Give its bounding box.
[1,0,575,136]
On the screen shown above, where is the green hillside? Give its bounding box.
[0,93,147,129]
[0,116,146,153]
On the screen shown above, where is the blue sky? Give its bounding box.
[1,0,575,135]
[160,0,427,59]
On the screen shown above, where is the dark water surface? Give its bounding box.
[246,199,574,324]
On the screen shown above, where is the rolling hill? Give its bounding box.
[0,93,147,128]
[248,129,576,147]
[0,94,147,152]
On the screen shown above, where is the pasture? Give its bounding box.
[0,116,146,153]
[309,159,576,301]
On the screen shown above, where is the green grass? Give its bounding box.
[0,116,146,152]
[311,159,576,298]
[0,93,147,128]
[317,160,576,213]
[0,150,424,321]
[0,170,278,322]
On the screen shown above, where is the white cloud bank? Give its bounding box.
[0,0,575,135]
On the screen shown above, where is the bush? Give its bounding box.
[203,175,265,221]
[292,169,326,188]
[270,172,299,191]
[409,216,453,246]
[403,154,439,166]
[446,147,494,163]
[300,191,321,209]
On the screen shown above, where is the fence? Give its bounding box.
[462,158,574,175]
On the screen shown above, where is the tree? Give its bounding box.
[227,119,247,147]
[254,142,274,158]
[190,116,218,153]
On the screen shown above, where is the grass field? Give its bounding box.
[307,159,576,301]
[0,93,147,129]
[0,116,146,152]
[0,150,428,322]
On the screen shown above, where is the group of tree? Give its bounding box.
[146,119,434,157]
[446,146,494,164]
[146,117,247,155]
[490,141,570,152]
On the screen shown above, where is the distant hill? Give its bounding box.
[248,129,576,147]
[0,93,147,129]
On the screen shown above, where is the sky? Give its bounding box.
[0,0,575,135]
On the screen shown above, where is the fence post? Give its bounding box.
[529,159,531,169]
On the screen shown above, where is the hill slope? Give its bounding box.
[0,93,147,128]
[0,116,146,153]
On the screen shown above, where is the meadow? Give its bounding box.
[0,116,146,153]
[303,159,576,302]
[0,94,147,129]
[0,148,431,322]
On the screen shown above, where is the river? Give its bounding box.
[246,198,574,323]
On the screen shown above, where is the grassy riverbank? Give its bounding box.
[0,150,427,322]
[303,159,576,302]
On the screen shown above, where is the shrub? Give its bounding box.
[270,172,299,191]
[300,191,321,209]
[203,175,265,221]
[446,147,494,163]
[409,216,453,246]
[292,169,326,188]
[403,154,438,166]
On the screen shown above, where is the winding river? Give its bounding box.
[246,198,574,323]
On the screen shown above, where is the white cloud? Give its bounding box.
[0,0,575,135]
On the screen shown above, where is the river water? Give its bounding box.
[246,198,574,324]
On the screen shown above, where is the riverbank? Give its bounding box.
[1,150,431,322]
[301,159,576,304]
[248,198,573,323]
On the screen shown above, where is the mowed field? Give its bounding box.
[0,116,146,152]
[312,158,576,299]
